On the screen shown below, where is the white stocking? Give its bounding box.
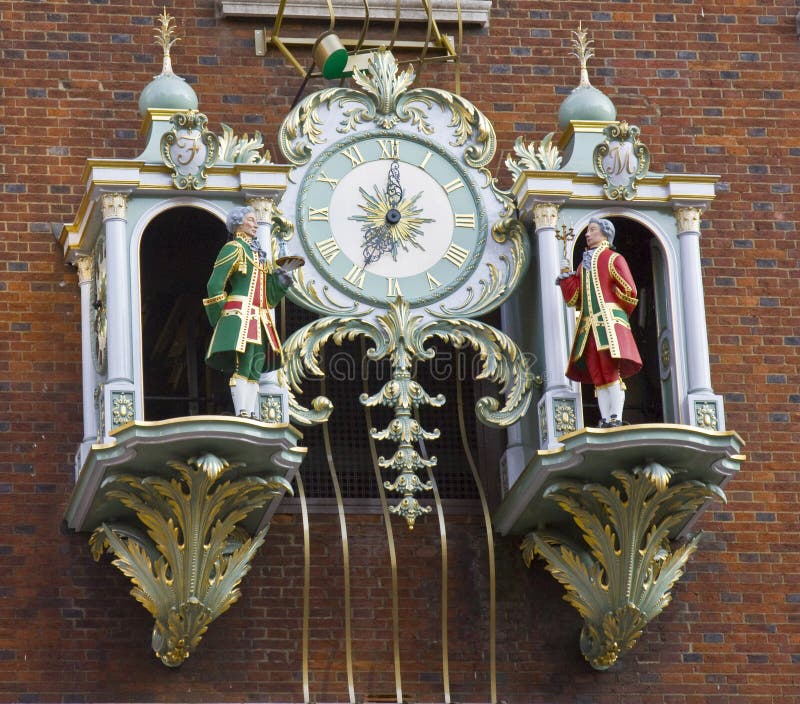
[247,380,261,419]
[607,381,625,422]
[230,377,247,417]
[596,386,611,423]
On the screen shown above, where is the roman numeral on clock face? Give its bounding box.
[316,171,339,189]
[315,237,340,265]
[378,139,400,159]
[344,264,366,289]
[386,277,402,297]
[443,242,469,268]
[341,145,365,167]
[443,177,464,194]
[426,272,441,290]
[308,207,329,221]
[454,213,475,229]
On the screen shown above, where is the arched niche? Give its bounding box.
[568,215,670,426]
[135,204,231,420]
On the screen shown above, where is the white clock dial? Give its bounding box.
[330,159,454,277]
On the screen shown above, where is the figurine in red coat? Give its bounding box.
[557,218,642,427]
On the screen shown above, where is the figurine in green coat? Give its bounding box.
[203,205,293,418]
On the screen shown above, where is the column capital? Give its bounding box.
[75,254,93,284]
[532,202,560,230]
[247,196,277,223]
[674,206,703,234]
[101,193,128,221]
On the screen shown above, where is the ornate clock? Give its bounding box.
[276,51,533,526]
[294,132,487,309]
[90,234,108,374]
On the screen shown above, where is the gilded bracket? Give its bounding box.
[521,463,725,670]
[89,453,293,666]
[281,297,533,526]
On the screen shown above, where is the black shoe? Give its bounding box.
[599,415,623,428]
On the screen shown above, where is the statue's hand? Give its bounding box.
[555,271,574,285]
[275,268,294,288]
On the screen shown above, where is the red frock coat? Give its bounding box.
[558,240,642,385]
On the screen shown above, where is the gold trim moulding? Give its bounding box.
[554,422,744,445]
[61,217,96,257]
[81,158,147,180]
[139,107,195,138]
[557,120,615,150]
[106,415,302,439]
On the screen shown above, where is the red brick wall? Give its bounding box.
[1,0,798,701]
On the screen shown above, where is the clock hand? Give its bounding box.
[385,159,403,210]
[362,160,403,265]
[362,223,395,265]
[355,159,431,266]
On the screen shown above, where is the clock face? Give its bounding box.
[296,133,486,307]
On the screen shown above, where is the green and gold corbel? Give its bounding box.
[494,424,744,669]
[65,417,304,666]
[521,464,724,670]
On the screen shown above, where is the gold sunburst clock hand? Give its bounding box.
[353,159,434,266]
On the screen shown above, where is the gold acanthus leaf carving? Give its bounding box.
[521,465,726,670]
[280,298,533,527]
[278,50,496,169]
[89,454,293,667]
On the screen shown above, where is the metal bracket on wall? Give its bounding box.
[255,0,460,80]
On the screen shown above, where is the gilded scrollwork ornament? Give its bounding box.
[505,132,563,181]
[694,401,719,430]
[593,121,650,201]
[281,298,533,526]
[111,391,135,427]
[89,453,293,666]
[521,464,725,670]
[553,399,577,434]
[91,235,108,374]
[161,110,220,190]
[218,123,272,164]
[278,51,496,170]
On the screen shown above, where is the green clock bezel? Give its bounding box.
[296,130,488,308]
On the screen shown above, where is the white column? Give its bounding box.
[675,206,725,431]
[75,256,98,470]
[533,202,572,392]
[250,196,277,263]
[676,207,713,394]
[102,193,133,384]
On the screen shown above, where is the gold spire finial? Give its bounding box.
[570,22,595,88]
[155,7,180,75]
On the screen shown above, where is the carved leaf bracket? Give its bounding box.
[281,297,533,526]
[89,453,293,666]
[521,463,725,670]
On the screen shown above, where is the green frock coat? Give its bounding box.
[203,234,290,375]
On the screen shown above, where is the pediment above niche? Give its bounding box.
[217,0,491,26]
